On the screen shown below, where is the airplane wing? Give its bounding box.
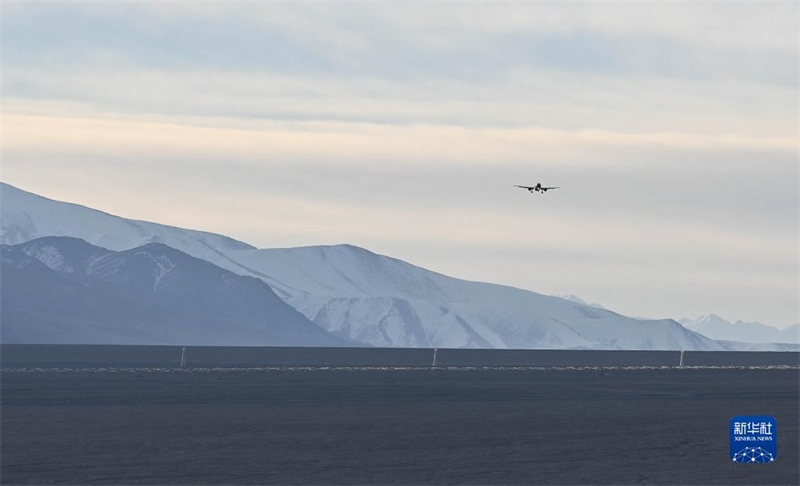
[514,185,536,190]
[542,187,560,190]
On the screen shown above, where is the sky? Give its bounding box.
[2,2,798,327]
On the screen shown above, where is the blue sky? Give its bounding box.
[3,2,798,326]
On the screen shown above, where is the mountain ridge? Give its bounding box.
[0,182,765,350]
[680,314,799,344]
[221,245,721,350]
[1,236,352,347]
[1,182,254,252]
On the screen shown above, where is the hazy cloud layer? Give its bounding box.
[3,3,797,326]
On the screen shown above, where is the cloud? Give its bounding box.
[4,62,794,139]
[4,111,795,169]
[5,3,797,85]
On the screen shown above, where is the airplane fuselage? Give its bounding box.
[515,183,559,194]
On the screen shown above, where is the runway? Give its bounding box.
[2,366,798,485]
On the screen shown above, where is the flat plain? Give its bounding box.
[1,367,798,485]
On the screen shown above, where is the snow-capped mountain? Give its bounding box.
[1,237,351,346]
[0,183,730,350]
[219,244,723,350]
[679,314,799,344]
[0,182,254,260]
[0,182,269,285]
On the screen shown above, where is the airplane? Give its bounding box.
[514,183,560,194]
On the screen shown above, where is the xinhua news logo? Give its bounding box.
[730,416,777,463]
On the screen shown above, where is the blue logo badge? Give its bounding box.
[730,416,777,463]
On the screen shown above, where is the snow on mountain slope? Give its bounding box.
[680,314,800,344]
[0,183,736,350]
[0,183,254,257]
[222,245,723,350]
[557,295,608,310]
[1,237,352,346]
